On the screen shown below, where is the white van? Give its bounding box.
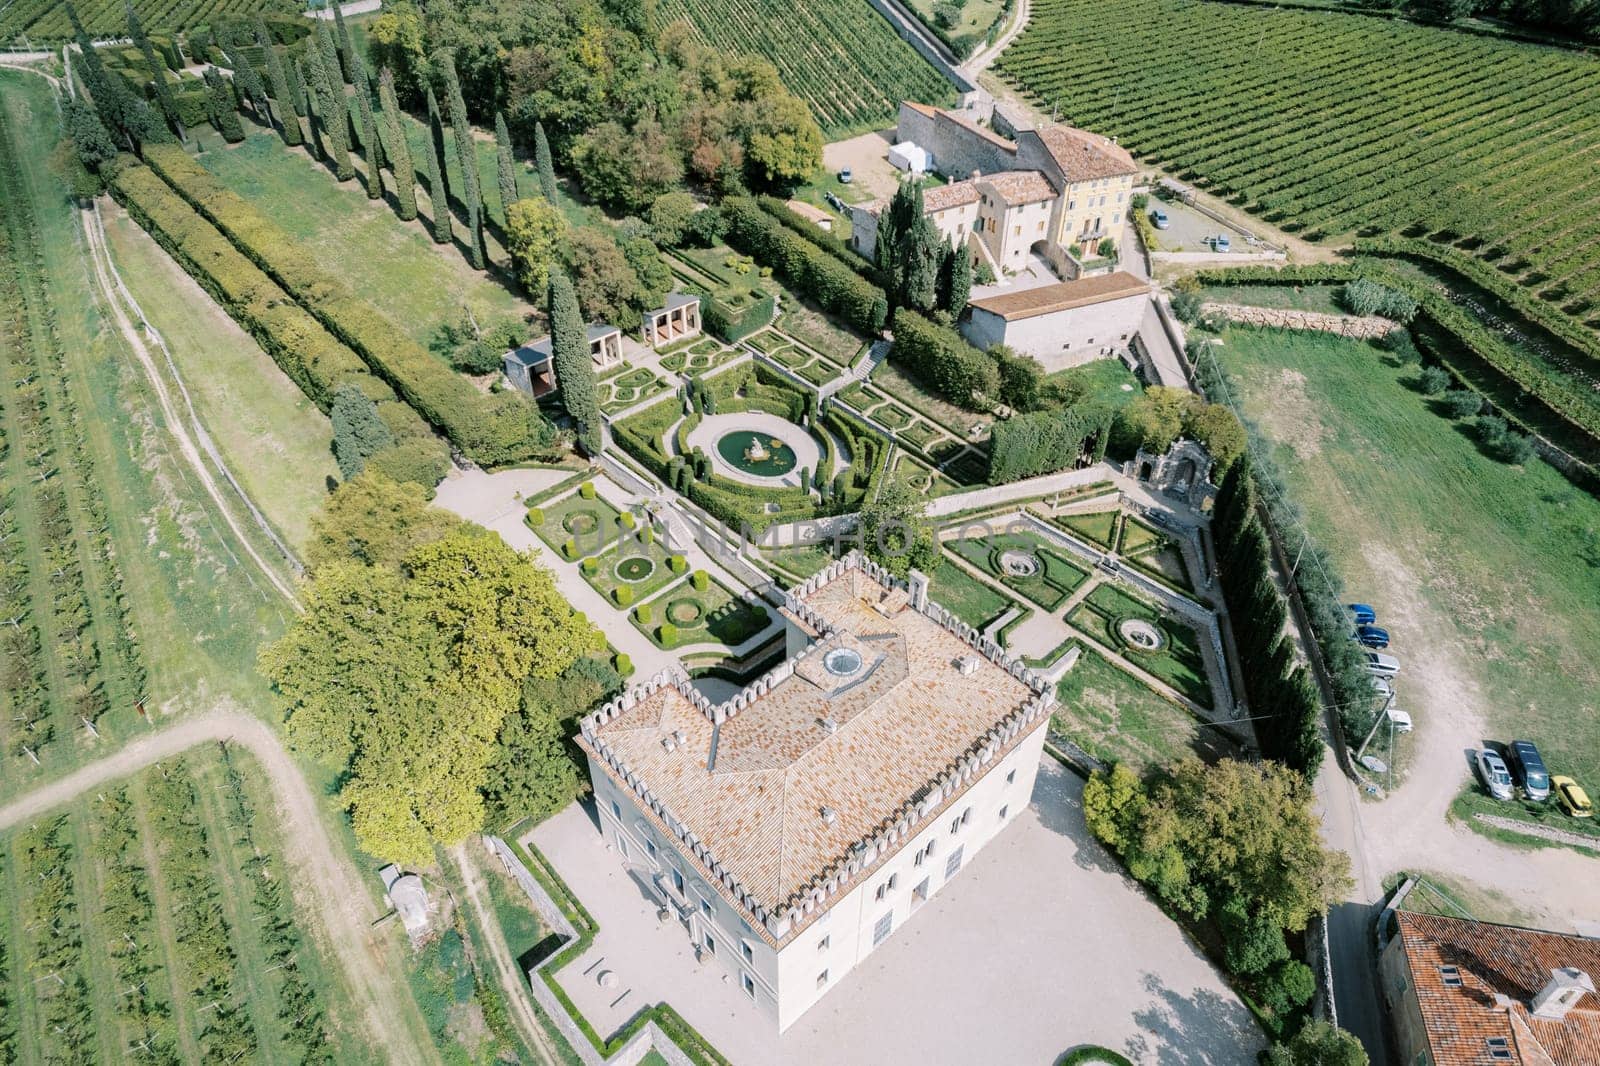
[1363,651,1400,678]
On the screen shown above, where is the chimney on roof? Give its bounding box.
[1531,968,1595,1021]
[818,716,838,735]
[820,806,838,827]
[970,169,981,182]
[957,656,980,677]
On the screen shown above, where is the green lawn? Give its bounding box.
[929,558,1021,630]
[1219,325,1600,789]
[102,207,336,550]
[527,492,624,558]
[195,130,534,351]
[871,360,990,438]
[1449,785,1600,852]
[1053,649,1226,773]
[636,578,772,649]
[1043,358,1143,411]
[763,543,837,580]
[1057,509,1119,549]
[1197,283,1345,315]
[1118,516,1165,556]
[1068,584,1213,708]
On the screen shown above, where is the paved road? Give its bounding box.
[0,709,439,1066]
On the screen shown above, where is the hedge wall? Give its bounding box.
[110,159,450,480]
[889,309,999,407]
[986,404,1112,485]
[139,144,555,466]
[721,197,888,335]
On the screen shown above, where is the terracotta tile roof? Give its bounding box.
[923,180,980,212]
[967,271,1149,322]
[576,555,1053,940]
[1395,911,1600,1065]
[981,170,1057,206]
[1032,125,1138,183]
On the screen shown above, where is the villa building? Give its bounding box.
[502,323,624,397]
[850,101,1139,280]
[643,293,703,349]
[575,552,1055,1031]
[1380,911,1600,1064]
[961,271,1151,371]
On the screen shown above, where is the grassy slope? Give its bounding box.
[1053,648,1210,773]
[193,129,533,351]
[101,206,336,550]
[1219,326,1600,785]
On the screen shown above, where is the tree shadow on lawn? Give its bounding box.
[1125,972,1263,1065]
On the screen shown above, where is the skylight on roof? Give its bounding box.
[1440,965,1463,988]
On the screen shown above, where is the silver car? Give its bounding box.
[1477,750,1514,800]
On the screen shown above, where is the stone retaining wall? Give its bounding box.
[1202,302,1396,339]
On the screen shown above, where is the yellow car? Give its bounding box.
[1552,776,1593,819]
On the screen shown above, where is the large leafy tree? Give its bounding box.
[304,471,463,574]
[1262,1021,1368,1066]
[504,196,568,297]
[857,477,939,578]
[549,270,602,456]
[560,226,646,331]
[482,659,621,825]
[262,521,603,866]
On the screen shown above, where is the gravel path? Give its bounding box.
[0,709,438,1066]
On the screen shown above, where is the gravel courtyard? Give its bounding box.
[531,758,1264,1065]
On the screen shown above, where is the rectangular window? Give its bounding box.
[617,836,629,859]
[875,883,887,902]
[999,805,1009,821]
[1439,966,1463,988]
[703,933,716,955]
[645,839,657,859]
[700,898,713,919]
[611,800,621,819]
[1012,225,1020,237]
[817,934,830,952]
[816,969,829,989]
[945,846,964,879]
[741,941,753,963]
[742,973,756,1000]
[1006,769,1017,785]
[961,808,972,827]
[872,912,893,946]
[671,868,685,895]
[1068,200,1076,210]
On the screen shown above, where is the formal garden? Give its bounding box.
[631,571,772,651]
[526,485,625,560]
[597,363,672,415]
[1052,507,1195,593]
[1052,647,1237,773]
[947,530,1091,611]
[1066,584,1213,709]
[580,535,687,607]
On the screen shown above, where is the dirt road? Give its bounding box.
[0,709,438,1066]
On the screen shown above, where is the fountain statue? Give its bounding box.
[744,437,771,463]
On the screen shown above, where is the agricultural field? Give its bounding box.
[1216,326,1600,805]
[654,0,956,135]
[0,0,296,43]
[0,75,150,791]
[996,0,1600,325]
[194,130,535,352]
[0,745,373,1064]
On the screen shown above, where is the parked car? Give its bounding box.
[1212,234,1232,252]
[1348,603,1377,626]
[1370,676,1395,701]
[1362,651,1400,678]
[838,168,853,184]
[1552,776,1593,818]
[1508,740,1551,801]
[1385,706,1413,733]
[1151,208,1170,229]
[1354,624,1391,649]
[1476,750,1514,800]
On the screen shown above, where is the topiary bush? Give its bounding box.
[635,603,652,624]
[562,538,578,560]
[581,557,599,575]
[614,585,633,607]
[668,555,688,575]
[690,569,709,591]
[579,481,596,500]
[617,511,637,530]
[658,622,678,645]
[1055,1048,1132,1066]
[527,507,545,526]
[614,652,633,676]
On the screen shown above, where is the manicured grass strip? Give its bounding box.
[930,558,1022,630]
[1056,509,1119,549]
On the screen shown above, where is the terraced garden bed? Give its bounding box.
[1067,584,1213,708]
[947,531,1090,610]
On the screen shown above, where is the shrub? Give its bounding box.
[1496,431,1535,465]
[721,197,889,334]
[635,603,653,624]
[614,585,633,607]
[617,511,637,530]
[690,569,710,592]
[1170,289,1204,323]
[1340,277,1419,322]
[658,622,678,645]
[1440,388,1484,418]
[579,481,597,500]
[527,507,545,526]
[1419,365,1451,395]
[562,538,578,559]
[614,652,633,675]
[889,310,999,408]
[988,404,1112,484]
[581,557,599,575]
[668,555,688,574]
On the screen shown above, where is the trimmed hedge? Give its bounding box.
[109,160,449,480]
[755,195,888,288]
[722,197,888,335]
[889,309,999,408]
[139,144,555,466]
[987,404,1112,484]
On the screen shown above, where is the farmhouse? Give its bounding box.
[851,101,1139,280]
[961,271,1150,371]
[1380,911,1600,1065]
[502,324,624,396]
[575,552,1054,1031]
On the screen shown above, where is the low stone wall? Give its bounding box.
[864,0,976,95]
[1202,302,1396,339]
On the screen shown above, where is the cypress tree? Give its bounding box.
[331,0,354,82]
[351,53,383,199]
[424,88,452,244]
[437,53,484,268]
[534,120,557,201]
[379,67,417,221]
[226,48,270,125]
[330,384,395,479]
[255,22,301,142]
[943,239,973,316]
[203,68,245,142]
[126,1,179,136]
[316,20,341,92]
[493,111,517,221]
[307,37,353,179]
[548,271,602,456]
[291,58,312,126]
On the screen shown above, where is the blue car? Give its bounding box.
[1354,624,1390,649]
[1347,603,1376,625]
